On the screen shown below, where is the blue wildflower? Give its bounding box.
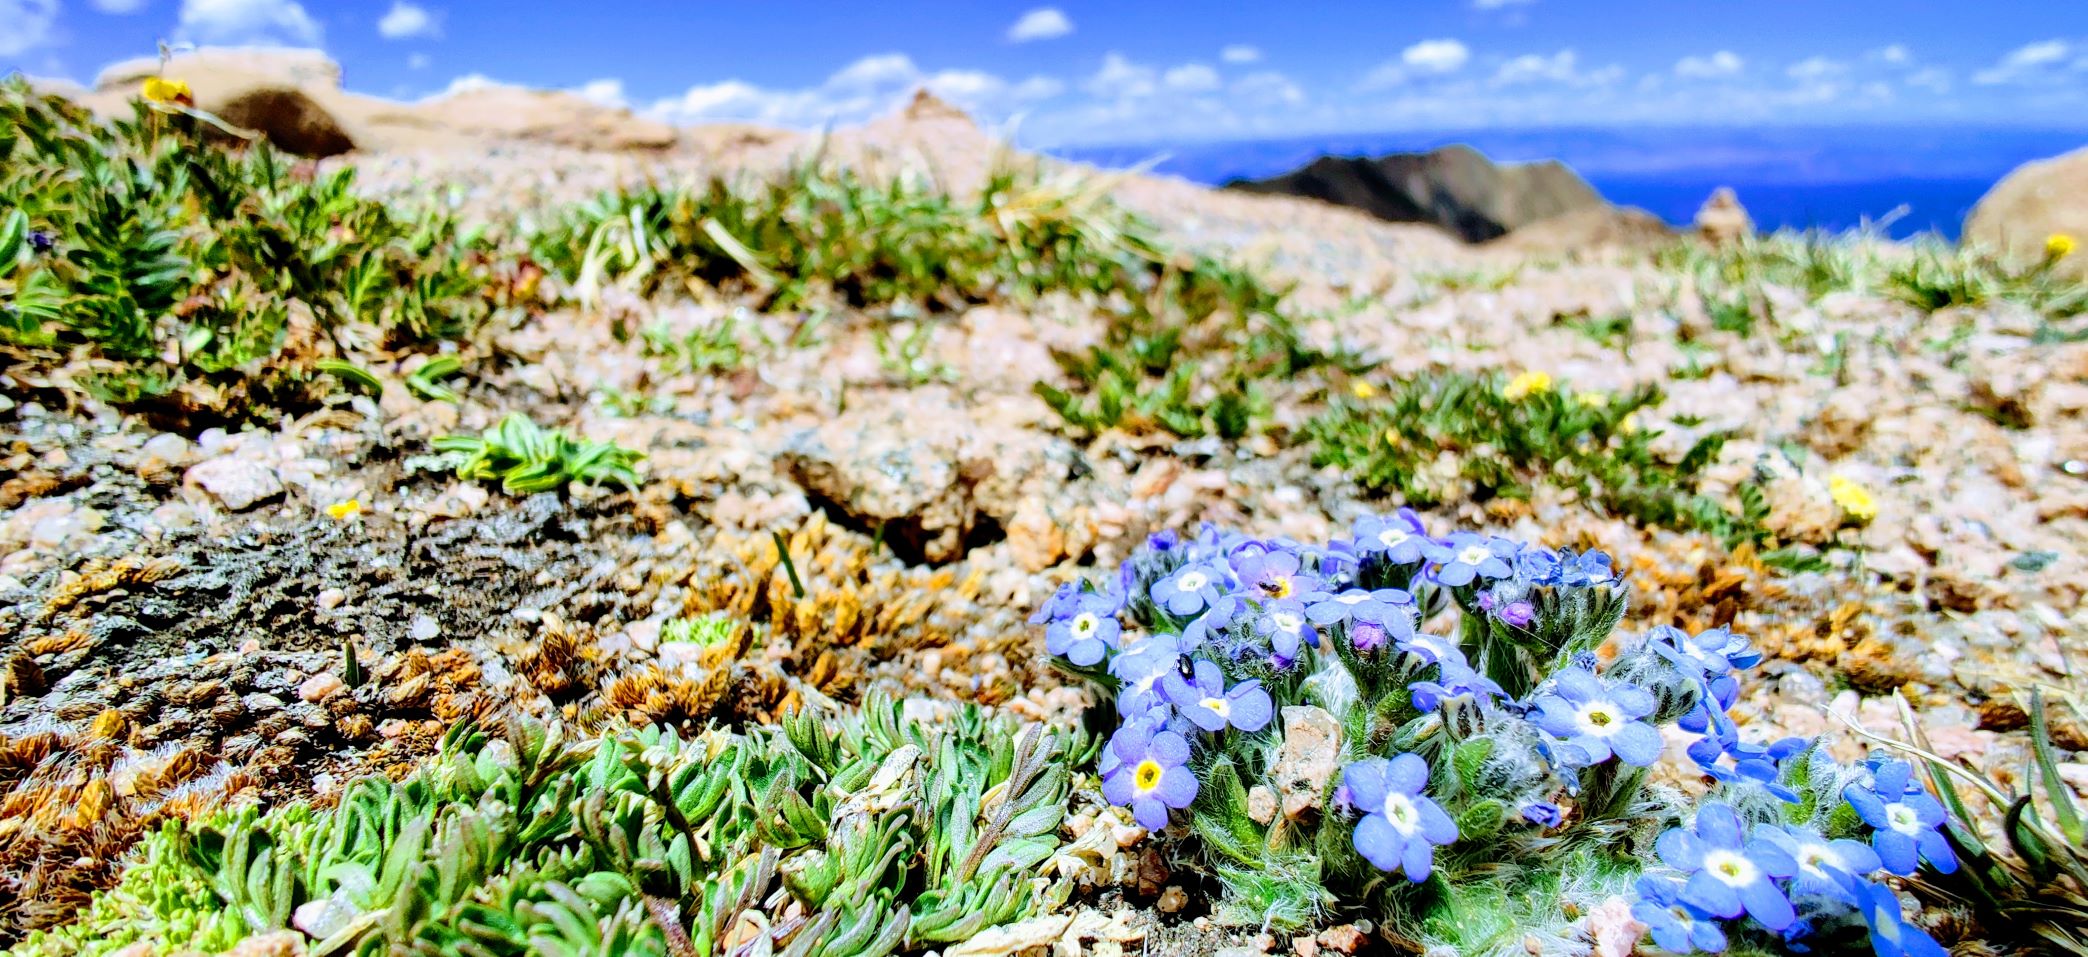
[1757,824,1882,904]
[1151,561,1229,617]
[1233,548,1324,602]
[1655,802,1799,931]
[1632,875,1729,954]
[1520,801,1564,828]
[1844,759,1956,876]
[1108,635,1182,718]
[1410,658,1503,711]
[1353,509,1432,565]
[1428,532,1516,587]
[1162,659,1274,733]
[1343,754,1458,881]
[1043,591,1120,667]
[1530,668,1662,767]
[1027,582,1081,626]
[1253,598,1318,658]
[1515,546,1562,585]
[1395,630,1462,667]
[1557,548,1617,588]
[1100,724,1198,831]
[1855,880,1949,957]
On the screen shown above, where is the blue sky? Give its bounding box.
[5,0,2087,146]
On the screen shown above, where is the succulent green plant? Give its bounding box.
[14,703,1086,957]
[433,413,644,494]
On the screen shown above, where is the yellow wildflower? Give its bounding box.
[1576,392,1607,409]
[1350,380,1378,400]
[325,499,362,521]
[2048,233,2078,260]
[140,76,193,107]
[1383,428,1402,448]
[1827,474,1876,523]
[1503,371,1553,401]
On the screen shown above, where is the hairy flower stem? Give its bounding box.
[644,895,699,957]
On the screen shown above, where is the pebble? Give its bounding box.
[1156,885,1187,914]
[184,455,285,511]
[410,614,441,641]
[317,588,346,610]
[298,672,345,703]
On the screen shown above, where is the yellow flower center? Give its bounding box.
[1134,759,1163,792]
[1263,576,1293,599]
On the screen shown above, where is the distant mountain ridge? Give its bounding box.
[1053,126,2088,239]
[1222,143,1608,242]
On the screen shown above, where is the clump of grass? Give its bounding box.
[0,81,513,420]
[433,413,643,494]
[532,162,1169,314]
[1304,370,1779,551]
[13,707,1083,957]
[1655,232,2086,342]
[639,312,752,376]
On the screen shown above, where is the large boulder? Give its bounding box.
[94,48,356,157]
[1965,146,2088,277]
[1224,144,1609,242]
[1485,205,1674,255]
[366,83,677,152]
[1695,186,1753,246]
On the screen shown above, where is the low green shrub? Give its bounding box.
[1303,370,1784,552]
[0,82,506,418]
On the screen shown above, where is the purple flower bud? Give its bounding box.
[1500,601,1535,627]
[1350,620,1388,652]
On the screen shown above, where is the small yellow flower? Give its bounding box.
[1827,474,1876,523]
[140,76,193,107]
[1503,371,1553,401]
[2048,233,2078,260]
[326,499,362,521]
[1576,392,1607,409]
[1350,380,1378,400]
[1383,428,1402,448]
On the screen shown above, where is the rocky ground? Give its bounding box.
[3,89,2086,956]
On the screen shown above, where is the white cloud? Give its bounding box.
[1005,7,1072,43]
[1905,66,1950,92]
[1785,56,1845,80]
[1086,52,1158,98]
[1163,63,1220,93]
[178,0,323,46]
[1489,50,1622,88]
[829,52,917,90]
[1674,50,1743,78]
[1402,38,1470,74]
[1472,0,1535,7]
[0,0,58,56]
[1872,44,1910,65]
[573,78,626,108]
[1220,44,1261,64]
[648,52,1061,129]
[377,1,438,39]
[1232,70,1304,105]
[1974,39,2072,84]
[91,0,149,13]
[1493,49,1572,84]
[407,52,429,70]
